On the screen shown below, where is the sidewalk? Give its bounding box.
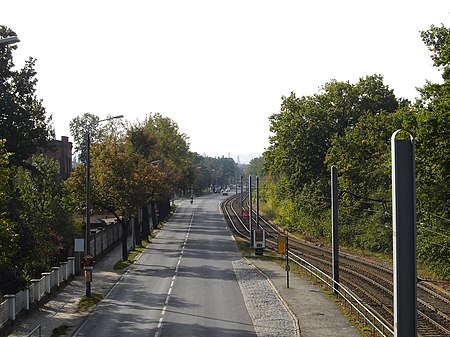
[250,258,361,337]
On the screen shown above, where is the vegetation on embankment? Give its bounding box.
[247,24,450,281]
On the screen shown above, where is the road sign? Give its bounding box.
[278,236,287,254]
[74,238,84,252]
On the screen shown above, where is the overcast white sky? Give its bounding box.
[2,1,450,163]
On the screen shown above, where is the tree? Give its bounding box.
[68,135,171,260]
[0,154,77,294]
[415,24,450,215]
[246,156,265,178]
[263,75,401,245]
[420,24,450,81]
[69,113,101,163]
[0,26,51,166]
[15,156,76,271]
[0,141,19,296]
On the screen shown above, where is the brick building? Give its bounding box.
[39,136,73,180]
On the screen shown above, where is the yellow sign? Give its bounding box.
[278,236,287,254]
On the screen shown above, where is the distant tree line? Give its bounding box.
[251,23,450,280]
[0,25,240,296]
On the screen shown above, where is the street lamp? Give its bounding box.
[0,36,20,47]
[85,114,123,297]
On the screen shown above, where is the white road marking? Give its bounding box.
[155,204,197,337]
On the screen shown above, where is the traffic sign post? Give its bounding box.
[83,255,94,297]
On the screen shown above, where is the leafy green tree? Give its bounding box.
[69,113,101,163]
[128,113,192,193]
[0,141,19,295]
[246,156,265,178]
[415,24,450,215]
[14,156,77,276]
[266,75,399,200]
[69,135,172,260]
[263,75,400,246]
[0,26,51,166]
[410,23,450,279]
[0,154,76,294]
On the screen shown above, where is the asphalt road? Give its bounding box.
[74,193,257,337]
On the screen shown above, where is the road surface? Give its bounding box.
[74,194,257,337]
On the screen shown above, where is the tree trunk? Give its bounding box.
[150,202,157,229]
[121,220,128,261]
[142,204,150,240]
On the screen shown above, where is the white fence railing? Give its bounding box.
[0,219,125,328]
[0,257,75,328]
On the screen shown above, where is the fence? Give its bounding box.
[0,219,124,328]
[288,250,394,337]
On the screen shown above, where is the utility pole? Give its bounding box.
[256,176,260,229]
[392,130,417,337]
[249,175,253,248]
[331,166,339,294]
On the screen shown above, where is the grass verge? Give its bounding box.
[113,239,151,270]
[78,292,102,311]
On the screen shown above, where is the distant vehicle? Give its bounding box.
[222,191,228,196]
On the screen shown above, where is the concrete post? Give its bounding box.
[31,279,41,303]
[4,295,15,324]
[68,257,76,276]
[26,287,30,311]
[52,267,60,287]
[42,272,51,294]
[60,261,68,281]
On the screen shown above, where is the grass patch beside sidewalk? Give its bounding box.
[113,240,149,270]
[78,293,102,311]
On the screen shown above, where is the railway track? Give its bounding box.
[222,193,450,337]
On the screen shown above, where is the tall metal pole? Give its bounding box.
[240,175,243,214]
[85,132,91,297]
[286,236,290,289]
[256,176,260,228]
[392,130,417,337]
[331,166,339,294]
[249,175,253,248]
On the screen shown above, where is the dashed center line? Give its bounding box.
[154,205,196,337]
